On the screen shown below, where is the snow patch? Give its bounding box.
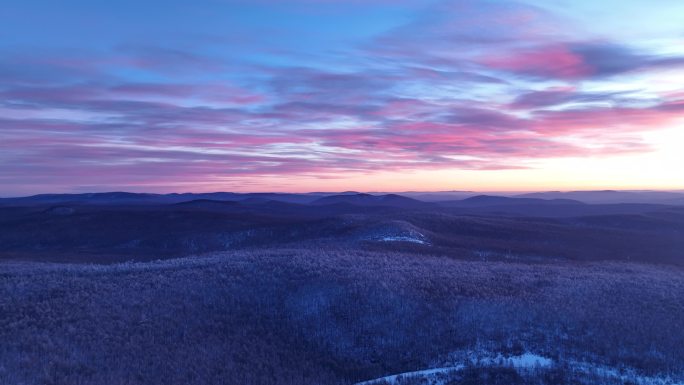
[566,360,684,385]
[480,352,553,368]
[378,235,427,244]
[356,352,553,385]
[356,366,464,385]
[356,220,430,245]
[357,350,684,385]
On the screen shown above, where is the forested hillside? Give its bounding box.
[2,249,683,385]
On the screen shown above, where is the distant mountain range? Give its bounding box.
[2,190,683,207]
[440,195,585,207]
[310,193,432,208]
[2,190,683,265]
[516,190,684,205]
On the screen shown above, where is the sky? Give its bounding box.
[1,0,684,195]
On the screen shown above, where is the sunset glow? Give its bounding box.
[2,0,684,195]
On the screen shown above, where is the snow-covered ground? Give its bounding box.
[355,220,430,245]
[476,352,553,368]
[356,366,464,385]
[356,352,550,385]
[378,235,427,244]
[355,351,684,385]
[565,360,684,385]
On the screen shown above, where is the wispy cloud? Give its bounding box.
[1,0,683,193]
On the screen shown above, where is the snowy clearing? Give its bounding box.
[356,366,464,385]
[378,236,427,244]
[355,351,684,385]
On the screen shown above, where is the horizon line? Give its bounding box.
[3,188,684,199]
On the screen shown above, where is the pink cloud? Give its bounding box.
[481,44,591,79]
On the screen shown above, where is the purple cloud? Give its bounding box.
[1,0,683,194]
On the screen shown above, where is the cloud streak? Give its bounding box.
[1,0,683,193]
